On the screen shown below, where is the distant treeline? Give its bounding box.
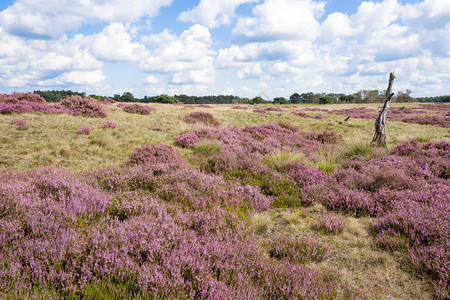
[34,90,449,104]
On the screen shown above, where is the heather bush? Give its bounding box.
[57,95,107,117]
[253,107,286,114]
[183,111,220,127]
[232,105,248,110]
[101,121,117,129]
[76,126,92,135]
[314,213,346,234]
[10,118,28,130]
[127,144,186,167]
[268,235,329,264]
[122,103,155,115]
[101,97,115,104]
[0,93,70,115]
[0,92,46,103]
[292,110,326,119]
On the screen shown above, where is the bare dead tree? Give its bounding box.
[371,72,396,147]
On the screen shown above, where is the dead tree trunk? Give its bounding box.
[372,72,396,147]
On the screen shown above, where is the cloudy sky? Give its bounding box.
[0,0,449,98]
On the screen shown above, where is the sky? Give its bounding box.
[0,0,449,99]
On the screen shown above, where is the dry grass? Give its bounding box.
[252,206,434,299]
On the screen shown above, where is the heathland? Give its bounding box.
[0,93,449,299]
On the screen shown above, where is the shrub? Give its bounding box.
[314,213,346,234]
[101,97,115,104]
[102,121,117,129]
[183,111,220,126]
[76,126,92,135]
[122,104,155,115]
[127,144,185,167]
[10,119,28,130]
[268,235,329,264]
[57,95,107,118]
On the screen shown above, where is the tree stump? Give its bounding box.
[371,72,396,147]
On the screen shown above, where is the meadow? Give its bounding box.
[0,94,449,299]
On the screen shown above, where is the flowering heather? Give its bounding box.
[314,213,346,234]
[304,130,342,144]
[127,144,185,167]
[232,105,248,110]
[253,108,267,114]
[253,107,286,114]
[101,120,117,129]
[10,118,27,130]
[57,95,107,118]
[292,110,326,119]
[0,92,46,103]
[391,140,450,178]
[183,111,220,127]
[400,115,449,127]
[122,103,155,115]
[0,93,71,115]
[332,107,378,119]
[76,126,92,135]
[101,97,115,104]
[268,235,329,264]
[419,103,450,113]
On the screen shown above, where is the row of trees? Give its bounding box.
[33,90,448,104]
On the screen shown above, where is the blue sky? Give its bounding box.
[0,0,448,98]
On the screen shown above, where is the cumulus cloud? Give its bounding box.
[141,24,216,84]
[0,27,104,91]
[178,0,257,28]
[232,0,325,42]
[0,0,173,39]
[90,23,148,62]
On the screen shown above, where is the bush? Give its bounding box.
[268,235,329,264]
[127,144,185,167]
[183,111,220,127]
[122,104,155,115]
[102,121,117,129]
[10,119,28,130]
[76,126,92,135]
[57,95,107,118]
[314,213,346,234]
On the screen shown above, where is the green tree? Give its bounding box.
[319,96,333,104]
[289,93,301,104]
[251,96,265,104]
[120,92,135,102]
[155,94,179,103]
[273,97,289,104]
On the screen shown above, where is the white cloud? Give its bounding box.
[91,23,148,62]
[321,12,354,39]
[232,0,325,42]
[0,0,173,39]
[0,27,105,91]
[59,70,106,85]
[141,24,216,84]
[178,0,257,28]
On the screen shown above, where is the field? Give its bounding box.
[0,94,449,299]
